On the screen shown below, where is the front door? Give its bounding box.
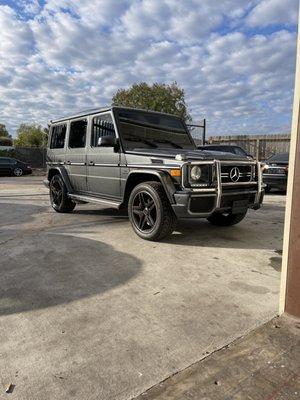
[64,118,88,192]
[86,112,120,199]
[0,158,13,175]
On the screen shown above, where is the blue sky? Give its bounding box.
[0,0,298,137]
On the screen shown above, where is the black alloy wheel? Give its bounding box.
[50,174,76,213]
[128,181,177,241]
[132,191,157,232]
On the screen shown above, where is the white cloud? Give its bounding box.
[0,0,298,136]
[247,0,299,27]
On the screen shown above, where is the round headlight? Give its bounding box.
[190,166,202,181]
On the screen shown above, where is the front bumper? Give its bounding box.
[263,174,287,190]
[172,189,264,218]
[171,160,264,218]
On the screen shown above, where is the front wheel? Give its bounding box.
[128,181,177,241]
[207,210,247,226]
[13,167,23,176]
[50,174,76,213]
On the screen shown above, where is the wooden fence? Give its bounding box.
[206,134,290,160]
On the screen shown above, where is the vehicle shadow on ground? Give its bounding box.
[0,233,141,316]
[70,206,284,251]
[161,217,283,251]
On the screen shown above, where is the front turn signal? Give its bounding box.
[170,169,181,177]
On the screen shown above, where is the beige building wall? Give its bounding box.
[279,7,300,317]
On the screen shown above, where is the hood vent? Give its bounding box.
[151,158,164,164]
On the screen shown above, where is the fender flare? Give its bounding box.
[48,166,73,193]
[124,169,176,204]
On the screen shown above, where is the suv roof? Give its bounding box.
[51,106,183,124]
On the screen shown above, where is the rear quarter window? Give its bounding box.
[50,124,67,149]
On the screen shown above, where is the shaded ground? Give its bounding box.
[135,315,300,400]
[0,176,285,400]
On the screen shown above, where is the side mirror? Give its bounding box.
[97,135,117,147]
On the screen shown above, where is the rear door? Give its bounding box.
[86,112,121,199]
[64,118,88,193]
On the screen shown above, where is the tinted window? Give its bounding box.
[50,124,67,149]
[232,146,247,156]
[202,146,232,153]
[0,158,15,164]
[218,146,232,153]
[91,114,116,147]
[267,153,289,163]
[69,119,87,148]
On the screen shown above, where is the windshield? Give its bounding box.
[267,153,289,163]
[114,109,195,150]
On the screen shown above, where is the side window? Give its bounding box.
[91,114,116,147]
[233,147,245,156]
[69,119,87,148]
[50,124,67,149]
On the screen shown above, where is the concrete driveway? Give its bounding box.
[0,176,285,400]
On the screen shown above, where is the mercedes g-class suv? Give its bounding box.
[44,107,264,241]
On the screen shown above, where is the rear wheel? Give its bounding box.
[207,210,247,226]
[128,181,177,241]
[50,174,75,213]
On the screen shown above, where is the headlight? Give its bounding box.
[187,164,212,187]
[190,166,202,180]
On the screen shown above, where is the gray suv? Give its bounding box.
[44,107,264,240]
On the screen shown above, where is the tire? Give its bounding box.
[13,167,23,176]
[49,174,76,213]
[264,185,271,193]
[207,210,247,226]
[128,181,177,241]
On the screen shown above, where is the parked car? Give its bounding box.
[0,157,32,176]
[198,144,254,159]
[262,152,289,192]
[44,107,264,241]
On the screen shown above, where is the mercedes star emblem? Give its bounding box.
[229,167,240,182]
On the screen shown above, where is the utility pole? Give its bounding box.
[187,119,206,145]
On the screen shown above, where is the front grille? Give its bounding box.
[264,167,286,175]
[221,164,254,183]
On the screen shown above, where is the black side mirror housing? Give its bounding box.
[98,135,117,147]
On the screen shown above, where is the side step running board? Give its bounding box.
[68,193,121,209]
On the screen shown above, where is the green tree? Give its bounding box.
[14,123,48,148]
[112,82,191,122]
[0,137,13,146]
[0,123,10,137]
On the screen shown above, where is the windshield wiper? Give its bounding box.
[125,135,158,148]
[152,139,183,149]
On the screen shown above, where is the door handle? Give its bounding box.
[66,161,71,165]
[89,161,95,166]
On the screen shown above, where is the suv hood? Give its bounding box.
[126,148,248,162]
